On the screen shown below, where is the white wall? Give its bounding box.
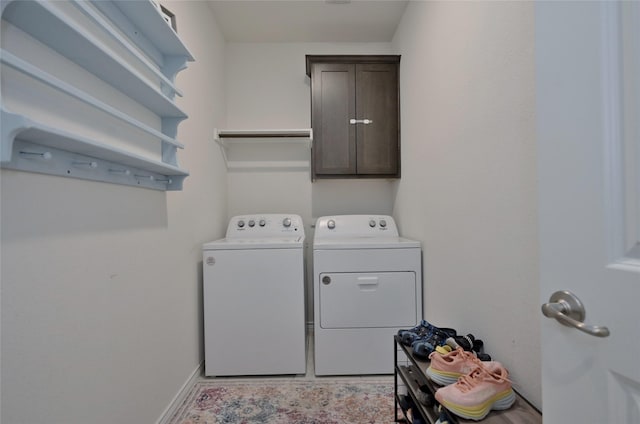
[1,3,543,420]
[224,42,398,322]
[224,42,400,226]
[0,2,228,423]
[392,1,540,407]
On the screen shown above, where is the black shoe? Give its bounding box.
[416,385,434,407]
[449,334,476,351]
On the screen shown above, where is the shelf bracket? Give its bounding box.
[1,110,31,164]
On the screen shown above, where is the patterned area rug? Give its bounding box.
[168,378,395,424]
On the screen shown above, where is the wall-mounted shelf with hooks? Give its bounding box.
[0,0,194,191]
[214,129,312,171]
[2,110,188,190]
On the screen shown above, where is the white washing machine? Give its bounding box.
[313,215,422,375]
[203,214,306,377]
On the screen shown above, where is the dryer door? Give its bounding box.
[319,272,417,329]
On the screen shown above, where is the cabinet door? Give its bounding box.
[356,63,399,175]
[311,63,356,175]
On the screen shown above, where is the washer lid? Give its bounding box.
[313,236,420,250]
[203,236,304,250]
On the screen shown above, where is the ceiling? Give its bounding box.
[206,0,409,43]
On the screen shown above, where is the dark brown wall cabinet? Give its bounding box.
[306,55,400,179]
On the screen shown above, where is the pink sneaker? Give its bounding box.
[426,348,496,386]
[434,363,515,421]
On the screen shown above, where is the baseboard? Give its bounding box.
[155,361,203,424]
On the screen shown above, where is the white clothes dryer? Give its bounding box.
[313,215,422,375]
[203,214,306,376]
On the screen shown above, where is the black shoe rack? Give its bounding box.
[394,336,542,424]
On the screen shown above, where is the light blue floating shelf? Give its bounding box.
[2,109,188,191]
[0,0,194,191]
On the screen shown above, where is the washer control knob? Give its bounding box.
[327,220,336,229]
[322,276,331,285]
[237,220,245,228]
[379,219,387,228]
[283,217,292,227]
[248,219,255,227]
[259,219,266,227]
[369,220,376,228]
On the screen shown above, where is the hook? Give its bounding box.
[72,160,98,168]
[20,150,52,160]
[135,174,155,181]
[108,168,131,175]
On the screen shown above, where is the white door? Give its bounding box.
[537,1,640,423]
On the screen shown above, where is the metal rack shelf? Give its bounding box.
[394,336,542,424]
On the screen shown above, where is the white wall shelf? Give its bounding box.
[0,0,194,191]
[2,109,188,191]
[0,51,183,150]
[214,129,312,171]
[88,0,194,99]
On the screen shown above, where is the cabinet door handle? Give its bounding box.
[349,119,373,125]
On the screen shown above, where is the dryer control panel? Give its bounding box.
[315,215,399,238]
[226,214,304,238]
